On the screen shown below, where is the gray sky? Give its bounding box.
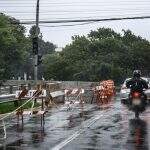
[0,0,150,47]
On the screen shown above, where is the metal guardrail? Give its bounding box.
[0,94,16,104]
[0,98,27,104]
[0,85,27,95]
[0,90,65,105]
[0,94,15,98]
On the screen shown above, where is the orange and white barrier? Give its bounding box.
[94,80,115,104]
[15,90,46,99]
[64,88,85,108]
[65,88,84,95]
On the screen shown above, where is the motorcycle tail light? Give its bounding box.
[132,92,140,98]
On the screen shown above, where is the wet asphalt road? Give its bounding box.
[0,97,150,150]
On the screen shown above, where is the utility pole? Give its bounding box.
[34,0,40,82]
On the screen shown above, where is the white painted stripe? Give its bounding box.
[0,94,15,98]
[64,89,69,94]
[52,129,83,150]
[80,89,85,94]
[51,112,108,150]
[74,101,80,104]
[71,88,78,94]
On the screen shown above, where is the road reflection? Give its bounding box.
[67,105,91,129]
[0,129,46,150]
[126,119,148,150]
[31,127,46,143]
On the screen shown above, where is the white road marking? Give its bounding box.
[51,112,108,150]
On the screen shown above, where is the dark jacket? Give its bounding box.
[126,77,148,93]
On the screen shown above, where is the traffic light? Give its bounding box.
[32,37,38,54]
[38,54,42,65]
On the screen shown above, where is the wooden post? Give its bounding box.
[41,115,42,127]
[9,85,13,94]
[40,115,43,127]
[21,107,24,125]
[42,98,44,110]
[40,98,44,127]
[43,114,45,125]
[28,83,31,90]
[17,112,19,125]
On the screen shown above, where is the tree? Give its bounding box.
[0,14,57,81]
[0,13,29,80]
[43,28,150,83]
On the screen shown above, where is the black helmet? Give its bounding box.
[133,70,141,78]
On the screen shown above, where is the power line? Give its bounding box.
[1,3,150,7]
[17,15,150,25]
[12,12,150,21]
[0,1,150,4]
[1,8,150,14]
[0,3,150,5]
[40,22,96,27]
[0,1,150,7]
[0,22,95,28]
[3,13,150,20]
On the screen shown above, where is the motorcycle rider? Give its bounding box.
[126,70,148,103]
[126,70,148,92]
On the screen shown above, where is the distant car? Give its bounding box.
[120,77,150,104]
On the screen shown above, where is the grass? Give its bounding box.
[0,100,41,114]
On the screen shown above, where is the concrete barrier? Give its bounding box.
[0,94,16,104]
[51,91,65,103]
[0,90,65,104]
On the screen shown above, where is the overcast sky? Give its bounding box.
[0,0,150,47]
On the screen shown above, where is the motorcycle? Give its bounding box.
[128,91,147,118]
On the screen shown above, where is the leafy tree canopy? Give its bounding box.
[44,27,150,83]
[0,14,56,81]
[0,13,28,80]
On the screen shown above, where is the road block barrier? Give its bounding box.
[64,88,85,108]
[93,80,115,104]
